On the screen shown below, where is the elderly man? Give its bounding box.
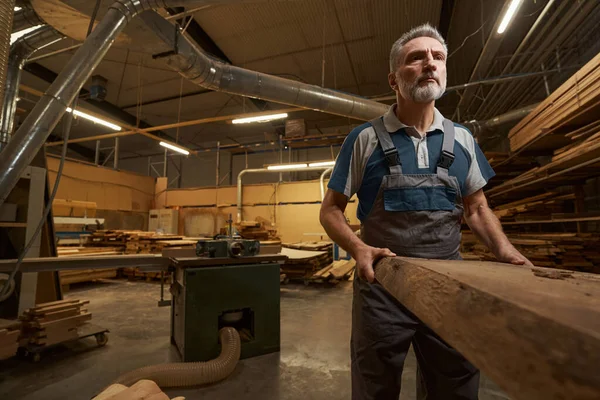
[320,23,532,399]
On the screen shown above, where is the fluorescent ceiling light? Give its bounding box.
[308,161,335,167]
[66,107,122,131]
[232,113,288,124]
[497,0,523,34]
[10,24,43,44]
[160,141,190,155]
[267,163,308,171]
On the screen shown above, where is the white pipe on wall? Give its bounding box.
[236,166,332,223]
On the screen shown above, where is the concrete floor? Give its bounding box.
[0,279,510,399]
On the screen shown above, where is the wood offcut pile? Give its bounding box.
[461,232,600,273]
[20,300,91,347]
[280,242,356,284]
[84,230,196,254]
[0,319,22,360]
[236,218,279,241]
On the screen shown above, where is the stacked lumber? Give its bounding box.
[0,319,22,360]
[283,241,332,251]
[493,192,575,222]
[508,52,600,153]
[57,246,121,286]
[280,247,333,281]
[488,122,600,200]
[461,232,600,273]
[236,218,279,241]
[84,230,195,254]
[20,300,91,347]
[125,238,197,254]
[310,259,356,283]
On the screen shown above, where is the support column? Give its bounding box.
[94,140,100,165]
[113,137,119,169]
[216,141,220,187]
[163,148,168,177]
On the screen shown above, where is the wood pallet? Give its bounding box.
[20,300,92,347]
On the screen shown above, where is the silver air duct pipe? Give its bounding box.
[0,0,16,112]
[141,11,388,121]
[0,0,245,207]
[0,25,65,152]
[464,103,539,137]
[12,3,44,33]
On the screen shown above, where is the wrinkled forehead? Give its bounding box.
[401,36,447,59]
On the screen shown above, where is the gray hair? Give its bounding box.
[389,23,448,71]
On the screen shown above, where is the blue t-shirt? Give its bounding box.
[328,105,495,222]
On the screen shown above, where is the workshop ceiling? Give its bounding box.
[16,0,600,161]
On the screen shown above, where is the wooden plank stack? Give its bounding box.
[280,246,333,281]
[236,218,279,241]
[508,51,600,153]
[461,232,600,274]
[311,259,356,283]
[0,319,22,360]
[20,300,91,347]
[492,192,575,222]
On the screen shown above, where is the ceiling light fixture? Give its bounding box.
[159,141,190,155]
[232,113,288,124]
[10,24,43,44]
[308,161,335,167]
[497,0,523,34]
[266,163,308,171]
[14,6,22,12]
[66,107,122,131]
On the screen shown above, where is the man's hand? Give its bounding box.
[354,245,396,283]
[495,244,533,267]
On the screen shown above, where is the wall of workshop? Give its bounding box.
[160,178,358,243]
[46,156,156,230]
[118,145,342,189]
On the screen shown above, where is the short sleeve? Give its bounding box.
[328,123,373,198]
[464,140,495,196]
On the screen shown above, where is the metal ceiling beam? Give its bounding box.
[120,87,211,109]
[438,0,456,40]
[22,62,179,143]
[452,0,514,120]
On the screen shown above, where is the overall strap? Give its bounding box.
[370,117,402,175]
[437,119,456,177]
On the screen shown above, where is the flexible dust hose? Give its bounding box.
[114,327,241,388]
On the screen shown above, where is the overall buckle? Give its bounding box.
[384,148,400,166]
[438,150,455,169]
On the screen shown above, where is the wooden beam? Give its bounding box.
[374,257,600,400]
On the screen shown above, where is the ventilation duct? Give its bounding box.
[12,3,44,33]
[0,0,17,116]
[0,0,389,208]
[0,25,65,152]
[140,11,388,121]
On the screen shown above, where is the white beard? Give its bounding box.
[399,73,446,103]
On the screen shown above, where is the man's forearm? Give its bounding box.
[464,203,512,256]
[320,206,365,258]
